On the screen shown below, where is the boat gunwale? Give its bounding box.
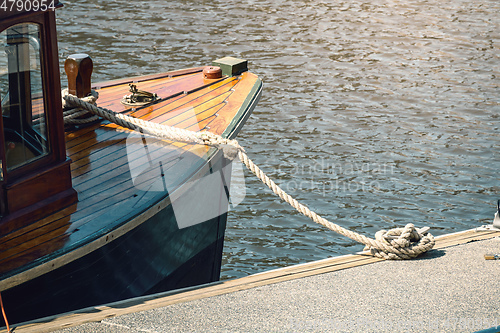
[224,79,263,140]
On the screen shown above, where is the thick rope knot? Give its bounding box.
[61,88,98,107]
[62,89,101,125]
[63,90,436,260]
[199,132,244,159]
[364,223,435,260]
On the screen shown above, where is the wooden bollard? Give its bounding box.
[64,53,93,98]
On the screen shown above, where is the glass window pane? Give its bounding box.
[0,23,50,170]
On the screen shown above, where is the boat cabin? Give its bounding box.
[0,3,77,228]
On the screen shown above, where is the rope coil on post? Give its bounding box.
[63,91,435,260]
[62,89,100,125]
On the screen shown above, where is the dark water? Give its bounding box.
[56,0,499,279]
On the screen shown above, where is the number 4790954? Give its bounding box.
[1,0,56,12]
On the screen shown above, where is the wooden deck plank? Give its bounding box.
[91,67,205,90]
[95,72,199,102]
[209,72,259,134]
[0,190,138,269]
[71,132,198,187]
[156,91,231,128]
[174,104,225,130]
[125,77,237,122]
[0,216,72,258]
[96,73,210,111]
[0,188,167,277]
[26,187,155,249]
[0,206,76,247]
[64,75,216,148]
[66,76,237,152]
[69,138,127,176]
[75,142,205,200]
[67,131,129,164]
[0,204,158,276]
[69,144,209,230]
[0,227,70,274]
[128,78,237,123]
[65,124,120,150]
[69,138,128,173]
[0,148,208,273]
[71,137,192,180]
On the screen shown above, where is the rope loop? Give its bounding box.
[366,224,435,260]
[199,131,244,159]
[62,89,100,125]
[62,91,435,260]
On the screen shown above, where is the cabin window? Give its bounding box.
[0,23,49,171]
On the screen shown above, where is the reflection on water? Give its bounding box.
[57,0,499,279]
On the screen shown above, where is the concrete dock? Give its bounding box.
[10,228,500,333]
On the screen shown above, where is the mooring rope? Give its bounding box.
[62,89,100,125]
[0,292,11,333]
[62,91,435,260]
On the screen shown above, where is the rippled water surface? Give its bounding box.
[57,0,499,279]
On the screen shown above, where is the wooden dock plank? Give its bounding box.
[10,229,499,333]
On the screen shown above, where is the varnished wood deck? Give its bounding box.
[0,68,262,291]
